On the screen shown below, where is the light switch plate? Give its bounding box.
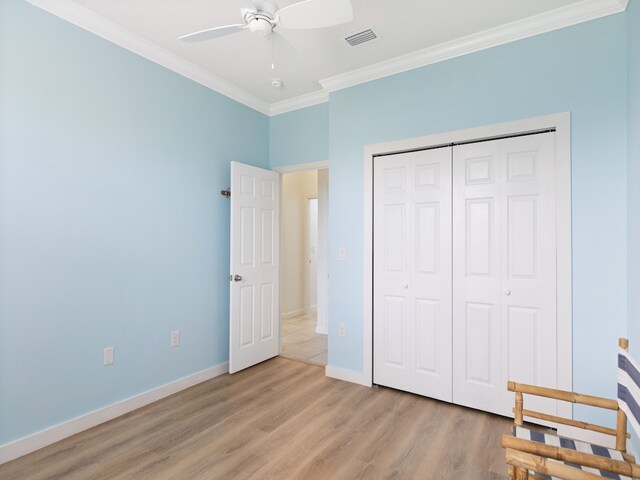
[103,346,114,366]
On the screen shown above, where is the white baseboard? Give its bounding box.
[325,365,371,387]
[315,326,328,335]
[282,309,305,319]
[0,362,229,465]
[556,425,616,448]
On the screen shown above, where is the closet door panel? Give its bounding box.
[453,133,558,418]
[374,147,452,402]
[499,133,557,417]
[453,140,502,413]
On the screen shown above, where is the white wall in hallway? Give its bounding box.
[282,171,318,316]
[317,169,329,334]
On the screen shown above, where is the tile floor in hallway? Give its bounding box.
[280,313,327,365]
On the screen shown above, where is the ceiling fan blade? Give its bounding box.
[179,24,246,43]
[275,0,353,30]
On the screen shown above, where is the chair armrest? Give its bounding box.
[508,381,618,410]
[502,435,640,478]
[505,448,640,480]
[517,408,631,439]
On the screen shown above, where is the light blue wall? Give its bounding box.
[628,0,640,359]
[0,0,633,449]
[627,0,640,456]
[326,14,627,424]
[270,102,329,167]
[0,0,268,444]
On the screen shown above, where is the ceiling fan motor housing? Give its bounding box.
[246,13,274,37]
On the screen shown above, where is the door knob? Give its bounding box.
[403,283,408,289]
[233,274,243,282]
[504,289,511,296]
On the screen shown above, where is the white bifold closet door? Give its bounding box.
[452,133,557,417]
[373,147,453,402]
[373,132,558,419]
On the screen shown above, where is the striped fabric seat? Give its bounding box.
[513,426,631,480]
[618,346,640,439]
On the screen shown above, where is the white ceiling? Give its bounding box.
[53,0,622,112]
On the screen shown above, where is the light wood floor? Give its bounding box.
[0,357,511,480]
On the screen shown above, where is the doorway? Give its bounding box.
[278,167,329,366]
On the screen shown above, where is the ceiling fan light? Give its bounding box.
[248,17,273,37]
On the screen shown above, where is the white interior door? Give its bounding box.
[229,161,280,374]
[452,133,558,417]
[373,147,453,402]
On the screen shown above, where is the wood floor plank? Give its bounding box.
[249,384,391,479]
[0,357,512,480]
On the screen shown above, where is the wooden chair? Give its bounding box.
[502,338,640,480]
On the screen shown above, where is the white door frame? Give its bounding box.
[274,161,330,350]
[363,113,572,419]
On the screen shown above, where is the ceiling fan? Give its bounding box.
[178,0,353,43]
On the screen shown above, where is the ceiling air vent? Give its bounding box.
[344,27,379,47]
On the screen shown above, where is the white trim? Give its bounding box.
[320,0,628,93]
[363,113,573,418]
[556,425,616,449]
[316,326,328,335]
[270,90,329,116]
[273,160,329,174]
[325,365,371,387]
[24,0,271,115]
[0,362,229,465]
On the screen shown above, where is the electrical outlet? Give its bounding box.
[338,323,346,337]
[171,330,180,347]
[338,247,346,261]
[103,346,114,366]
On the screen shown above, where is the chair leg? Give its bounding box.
[514,467,529,480]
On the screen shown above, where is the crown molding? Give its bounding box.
[25,0,272,115]
[25,0,629,116]
[320,0,629,93]
[269,89,329,116]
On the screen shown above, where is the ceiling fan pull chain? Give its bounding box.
[271,34,275,70]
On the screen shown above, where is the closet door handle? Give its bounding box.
[403,283,409,289]
[504,289,511,296]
